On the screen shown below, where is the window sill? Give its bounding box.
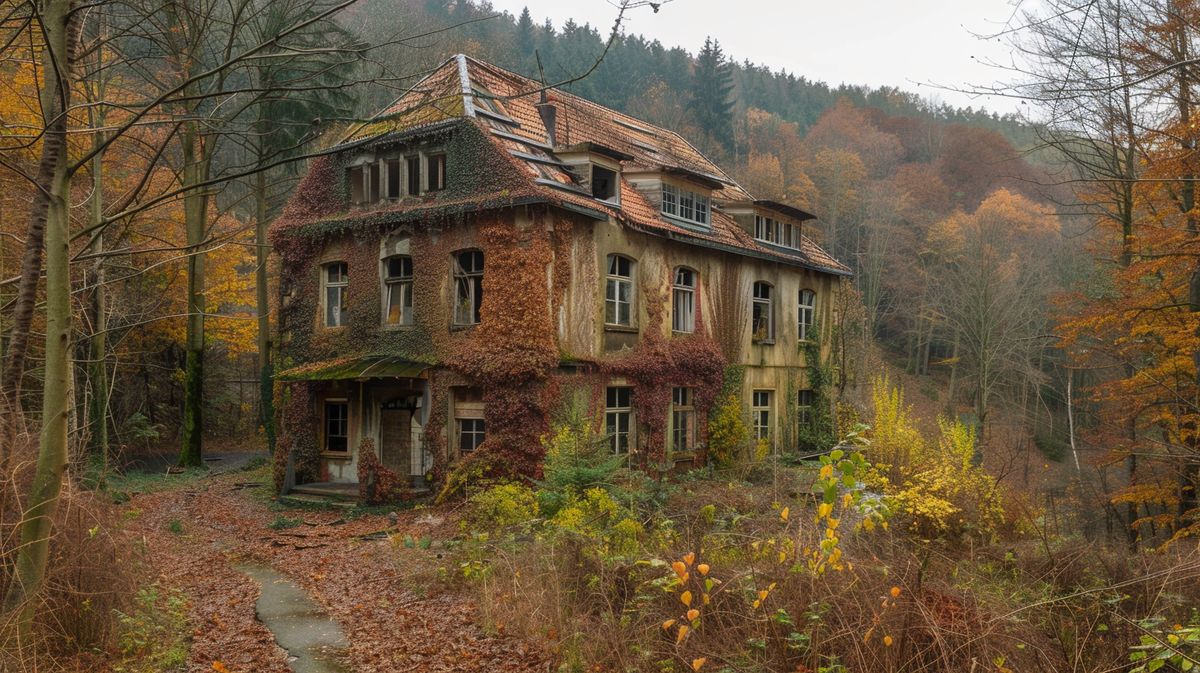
[604,324,639,334]
[753,339,776,346]
[382,323,417,331]
[450,323,479,332]
[321,325,347,332]
[321,451,351,460]
[671,329,695,336]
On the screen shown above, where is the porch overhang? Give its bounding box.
[276,354,431,382]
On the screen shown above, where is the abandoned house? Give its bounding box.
[270,55,851,498]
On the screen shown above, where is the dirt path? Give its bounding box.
[129,467,547,673]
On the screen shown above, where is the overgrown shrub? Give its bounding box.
[465,482,539,530]
[867,377,1005,541]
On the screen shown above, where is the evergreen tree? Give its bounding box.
[516,7,535,59]
[690,37,735,151]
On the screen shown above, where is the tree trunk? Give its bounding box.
[255,167,276,455]
[87,84,109,472]
[178,124,209,467]
[1,0,74,639]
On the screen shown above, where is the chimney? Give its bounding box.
[536,90,557,147]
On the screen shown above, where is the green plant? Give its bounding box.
[1129,613,1200,672]
[166,519,183,535]
[537,399,625,515]
[113,584,189,673]
[465,482,539,530]
[267,515,303,530]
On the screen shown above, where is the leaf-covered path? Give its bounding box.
[129,464,547,672]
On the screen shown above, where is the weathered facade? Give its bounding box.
[270,55,851,496]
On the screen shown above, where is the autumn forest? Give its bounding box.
[2,0,1200,672]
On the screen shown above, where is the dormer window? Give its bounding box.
[754,214,801,250]
[592,164,618,202]
[662,183,709,226]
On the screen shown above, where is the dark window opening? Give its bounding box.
[453,250,484,325]
[348,166,365,204]
[406,156,421,195]
[386,158,401,198]
[324,401,348,452]
[592,165,617,201]
[428,153,446,191]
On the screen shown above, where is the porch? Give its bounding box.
[277,354,436,496]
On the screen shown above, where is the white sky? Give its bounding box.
[487,0,1028,115]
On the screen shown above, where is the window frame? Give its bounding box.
[457,418,486,453]
[798,288,816,342]
[672,267,696,333]
[605,254,636,327]
[452,249,484,326]
[321,261,348,328]
[591,164,619,202]
[661,182,710,226]
[385,157,402,199]
[323,399,349,453]
[427,152,447,192]
[751,281,775,343]
[671,386,696,453]
[605,386,633,455]
[406,155,421,196]
[751,390,773,444]
[797,389,815,429]
[382,255,414,327]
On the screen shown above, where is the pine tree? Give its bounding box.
[516,7,534,58]
[690,37,735,151]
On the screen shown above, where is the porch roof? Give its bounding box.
[276,354,431,381]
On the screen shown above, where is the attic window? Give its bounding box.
[592,165,618,202]
[427,153,446,191]
[755,215,800,250]
[661,183,709,226]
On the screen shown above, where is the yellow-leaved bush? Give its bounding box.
[868,377,1005,541]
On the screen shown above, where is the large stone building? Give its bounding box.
[271,55,850,495]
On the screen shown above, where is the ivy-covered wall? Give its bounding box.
[270,119,844,493]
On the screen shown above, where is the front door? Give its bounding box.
[379,402,412,474]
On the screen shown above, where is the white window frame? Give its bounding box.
[605,386,633,454]
[605,254,635,327]
[671,386,696,453]
[672,267,696,333]
[752,281,774,343]
[798,288,816,341]
[661,182,710,226]
[751,390,773,444]
[322,261,348,328]
[453,250,484,326]
[457,418,486,453]
[754,215,774,243]
[383,255,414,327]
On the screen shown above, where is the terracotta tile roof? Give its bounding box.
[294,55,850,276]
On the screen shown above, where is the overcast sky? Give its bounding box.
[486,0,1028,115]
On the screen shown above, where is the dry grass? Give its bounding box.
[460,472,1200,673]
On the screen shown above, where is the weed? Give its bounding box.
[267,515,302,530]
[166,519,184,535]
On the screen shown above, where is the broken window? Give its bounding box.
[605,386,633,454]
[453,250,484,326]
[798,289,816,341]
[751,281,774,343]
[383,255,413,326]
[322,262,348,327]
[368,162,380,202]
[605,254,635,326]
[592,164,618,201]
[672,267,695,333]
